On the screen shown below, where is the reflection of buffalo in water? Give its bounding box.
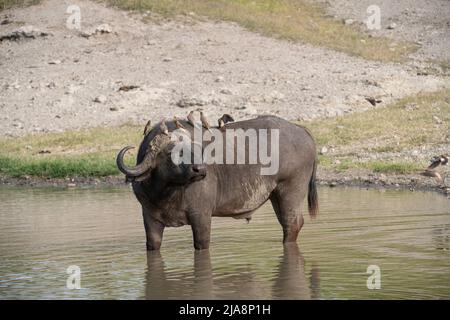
[145,243,320,299]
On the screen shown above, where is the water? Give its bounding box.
[0,186,449,299]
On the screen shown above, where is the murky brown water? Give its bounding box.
[0,186,449,299]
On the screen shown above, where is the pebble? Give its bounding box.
[320,146,328,155]
[220,88,233,95]
[432,115,442,124]
[387,22,397,30]
[94,95,107,103]
[344,19,354,25]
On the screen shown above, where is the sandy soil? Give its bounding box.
[312,0,450,61]
[0,0,449,137]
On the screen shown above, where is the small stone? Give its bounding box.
[94,95,107,103]
[162,57,172,62]
[320,146,328,155]
[176,97,207,108]
[432,115,442,124]
[215,76,224,82]
[48,59,61,65]
[411,150,419,156]
[95,23,112,34]
[67,183,76,188]
[387,22,397,30]
[344,19,354,25]
[46,82,56,89]
[109,106,119,111]
[220,88,232,95]
[336,125,345,130]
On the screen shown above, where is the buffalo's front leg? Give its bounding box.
[188,211,212,250]
[143,209,165,251]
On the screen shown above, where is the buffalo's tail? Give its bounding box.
[308,158,319,219]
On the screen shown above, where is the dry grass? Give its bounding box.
[106,0,417,62]
[301,88,450,173]
[0,0,39,11]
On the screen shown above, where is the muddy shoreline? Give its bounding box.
[1,168,448,196]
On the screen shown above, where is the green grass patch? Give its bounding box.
[105,0,417,62]
[0,154,118,178]
[0,124,142,178]
[367,161,422,174]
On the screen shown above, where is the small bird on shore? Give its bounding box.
[428,154,449,169]
[200,111,211,131]
[143,120,152,136]
[174,116,186,131]
[187,110,196,127]
[160,119,169,136]
[420,154,449,185]
[218,114,235,129]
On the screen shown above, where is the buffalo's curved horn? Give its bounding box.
[116,146,154,177]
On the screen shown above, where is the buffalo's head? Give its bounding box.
[116,129,207,185]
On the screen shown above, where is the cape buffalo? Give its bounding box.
[116,115,318,250]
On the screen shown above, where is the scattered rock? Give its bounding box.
[67,183,77,188]
[220,88,233,95]
[109,106,119,111]
[215,76,224,82]
[176,97,207,108]
[118,85,139,92]
[432,115,442,124]
[80,23,112,38]
[162,57,173,62]
[93,95,107,103]
[95,23,112,34]
[344,19,355,25]
[38,150,51,154]
[46,82,57,89]
[48,59,61,65]
[320,146,328,155]
[0,25,50,42]
[65,85,76,95]
[387,22,397,30]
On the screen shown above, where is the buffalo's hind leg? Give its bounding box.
[270,183,307,243]
[143,208,165,251]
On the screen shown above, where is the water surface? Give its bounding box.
[0,186,449,299]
